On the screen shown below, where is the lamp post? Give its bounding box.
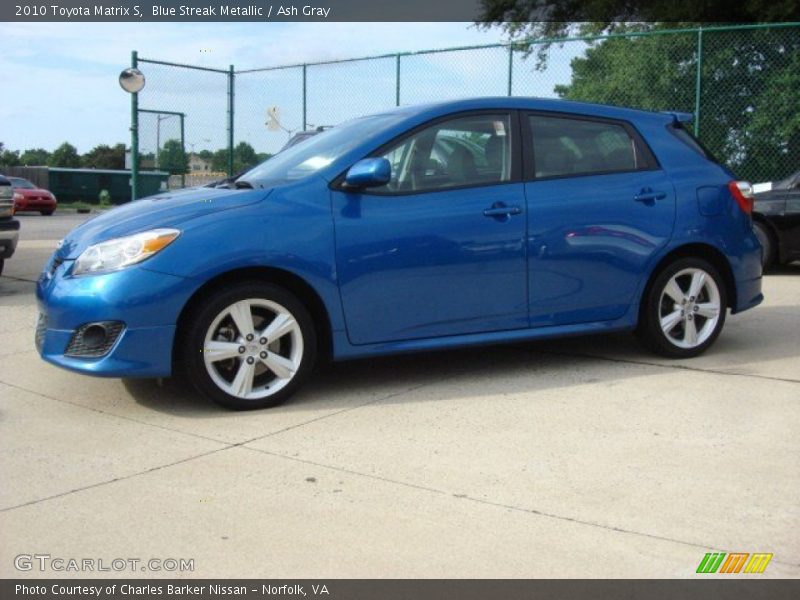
[119,54,145,200]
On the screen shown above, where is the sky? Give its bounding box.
[0,22,584,156]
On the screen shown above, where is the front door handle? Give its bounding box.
[634,188,667,204]
[483,203,522,219]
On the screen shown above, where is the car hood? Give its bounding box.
[57,187,269,259]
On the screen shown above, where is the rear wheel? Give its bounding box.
[753,221,775,268]
[40,210,54,216]
[638,258,727,358]
[178,282,317,410]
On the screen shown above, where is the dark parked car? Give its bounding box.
[753,169,800,267]
[0,175,21,276]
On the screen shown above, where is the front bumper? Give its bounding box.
[36,256,196,378]
[733,275,763,314]
[0,218,20,259]
[16,197,56,211]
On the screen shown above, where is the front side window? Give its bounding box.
[242,112,406,188]
[373,114,512,193]
[529,115,641,179]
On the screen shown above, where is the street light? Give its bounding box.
[189,138,211,154]
[119,55,145,200]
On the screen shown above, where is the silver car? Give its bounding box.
[0,175,20,276]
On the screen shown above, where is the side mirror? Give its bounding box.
[344,158,391,189]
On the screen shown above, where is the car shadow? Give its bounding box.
[124,298,800,417]
[764,261,800,276]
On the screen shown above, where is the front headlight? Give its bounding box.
[72,228,180,276]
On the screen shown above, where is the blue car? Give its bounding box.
[36,98,763,409]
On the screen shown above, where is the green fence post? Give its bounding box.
[302,64,307,131]
[694,28,703,137]
[227,64,235,176]
[395,54,401,106]
[130,50,139,201]
[180,112,186,189]
[507,45,514,96]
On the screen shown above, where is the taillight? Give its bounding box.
[728,181,754,215]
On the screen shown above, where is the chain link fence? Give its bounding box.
[133,23,799,194]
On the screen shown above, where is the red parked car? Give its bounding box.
[9,177,57,215]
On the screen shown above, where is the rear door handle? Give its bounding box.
[483,203,522,218]
[634,188,667,204]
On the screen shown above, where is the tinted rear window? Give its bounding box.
[529,115,643,179]
[668,123,720,163]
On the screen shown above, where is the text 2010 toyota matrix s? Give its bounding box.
[36,98,763,409]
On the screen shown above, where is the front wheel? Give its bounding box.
[40,210,54,216]
[638,258,727,358]
[178,282,317,410]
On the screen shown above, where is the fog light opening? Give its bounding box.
[82,324,108,350]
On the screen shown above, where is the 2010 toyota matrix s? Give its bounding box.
[36,98,763,410]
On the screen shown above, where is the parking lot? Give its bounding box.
[1,212,798,578]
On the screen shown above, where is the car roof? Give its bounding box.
[382,97,678,126]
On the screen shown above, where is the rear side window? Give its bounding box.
[668,122,720,163]
[528,115,644,179]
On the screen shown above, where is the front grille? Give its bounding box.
[65,321,125,358]
[35,313,47,352]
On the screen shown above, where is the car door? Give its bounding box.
[332,111,528,345]
[522,112,676,327]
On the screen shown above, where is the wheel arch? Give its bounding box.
[173,266,333,365]
[639,243,736,322]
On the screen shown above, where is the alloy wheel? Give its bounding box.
[202,298,304,400]
[658,267,721,349]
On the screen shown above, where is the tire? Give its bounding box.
[0,258,4,277]
[40,210,54,216]
[637,257,727,358]
[177,281,317,410]
[753,221,775,269]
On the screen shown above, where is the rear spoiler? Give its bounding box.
[660,111,694,124]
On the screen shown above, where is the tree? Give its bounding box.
[0,148,20,167]
[475,3,800,181]
[550,27,799,181]
[48,142,81,168]
[20,148,51,166]
[82,144,125,169]
[477,2,799,44]
[233,142,258,172]
[157,139,188,174]
[211,148,229,173]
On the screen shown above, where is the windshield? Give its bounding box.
[10,178,37,189]
[241,113,404,188]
